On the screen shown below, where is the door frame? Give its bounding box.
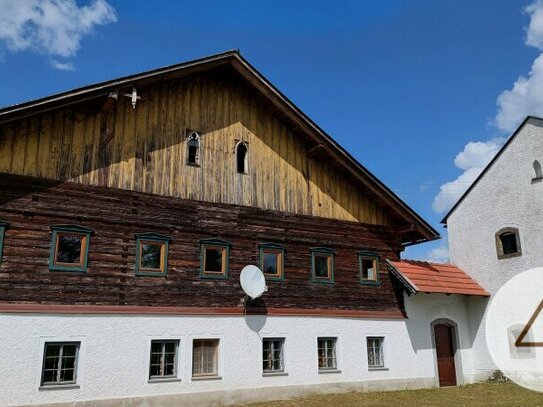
[430,319,463,386]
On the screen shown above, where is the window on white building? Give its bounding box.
[149,340,178,379]
[263,338,285,373]
[317,337,337,371]
[496,228,521,259]
[192,339,219,378]
[367,337,385,369]
[41,342,80,386]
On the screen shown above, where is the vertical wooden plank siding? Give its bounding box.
[0,73,392,226]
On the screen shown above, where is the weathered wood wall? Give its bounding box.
[0,173,404,312]
[0,69,392,226]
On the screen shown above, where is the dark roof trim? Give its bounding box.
[441,116,543,224]
[385,259,417,294]
[0,50,438,244]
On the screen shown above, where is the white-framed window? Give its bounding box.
[317,337,337,371]
[263,338,285,373]
[187,131,201,166]
[367,337,385,369]
[192,339,219,378]
[149,340,179,379]
[41,342,80,386]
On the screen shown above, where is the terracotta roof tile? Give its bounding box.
[387,260,489,297]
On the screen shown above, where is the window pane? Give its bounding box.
[141,242,162,269]
[205,248,224,273]
[45,344,60,358]
[42,343,79,385]
[149,340,177,378]
[367,337,384,367]
[193,340,218,376]
[42,370,56,383]
[56,234,82,264]
[314,255,330,278]
[188,143,199,164]
[361,259,376,281]
[501,233,518,255]
[263,252,278,275]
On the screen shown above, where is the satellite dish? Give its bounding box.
[240,265,267,300]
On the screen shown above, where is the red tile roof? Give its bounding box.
[387,260,489,297]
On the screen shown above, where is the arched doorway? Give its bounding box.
[433,322,457,386]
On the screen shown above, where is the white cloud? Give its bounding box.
[426,245,450,263]
[432,138,505,213]
[50,59,74,71]
[495,0,543,132]
[433,0,543,214]
[0,0,116,69]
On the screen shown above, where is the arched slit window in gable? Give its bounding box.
[186,131,201,166]
[236,141,248,174]
[495,227,521,259]
[533,160,542,181]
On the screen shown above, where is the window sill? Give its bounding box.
[368,367,389,371]
[39,384,80,391]
[318,369,342,374]
[532,177,543,184]
[148,377,181,383]
[191,375,222,381]
[263,371,288,377]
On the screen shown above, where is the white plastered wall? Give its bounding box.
[447,118,543,379]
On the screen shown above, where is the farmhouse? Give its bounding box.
[0,51,488,407]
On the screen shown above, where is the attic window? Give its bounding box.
[135,233,171,277]
[236,141,248,174]
[358,251,380,286]
[187,131,201,166]
[49,225,93,272]
[496,227,521,259]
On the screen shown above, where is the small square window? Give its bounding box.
[358,252,380,285]
[200,239,230,279]
[41,342,80,386]
[149,340,179,379]
[496,228,522,259]
[192,339,219,378]
[49,226,92,272]
[263,338,285,373]
[367,337,385,369]
[317,337,337,370]
[135,233,170,277]
[259,244,285,281]
[311,248,334,283]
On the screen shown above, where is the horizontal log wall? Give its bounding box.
[0,69,393,226]
[0,173,404,313]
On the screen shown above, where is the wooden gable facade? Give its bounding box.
[0,51,438,317]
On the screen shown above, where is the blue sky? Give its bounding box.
[0,0,541,261]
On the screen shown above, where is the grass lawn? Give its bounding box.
[240,383,543,406]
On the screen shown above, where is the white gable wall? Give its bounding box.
[447,117,543,378]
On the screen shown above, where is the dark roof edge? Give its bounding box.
[441,115,543,224]
[0,49,438,243]
[385,259,418,294]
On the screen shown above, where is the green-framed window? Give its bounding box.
[259,243,285,281]
[49,225,93,272]
[0,221,7,265]
[310,247,334,284]
[200,238,230,279]
[358,251,380,286]
[135,233,171,277]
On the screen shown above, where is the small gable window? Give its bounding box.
[135,233,171,277]
[0,221,6,265]
[311,247,334,284]
[49,225,92,272]
[496,227,521,259]
[200,238,230,279]
[259,243,285,281]
[358,251,380,286]
[236,141,248,174]
[187,131,201,166]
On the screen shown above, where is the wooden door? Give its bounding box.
[434,323,457,386]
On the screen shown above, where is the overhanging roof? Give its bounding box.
[0,50,439,245]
